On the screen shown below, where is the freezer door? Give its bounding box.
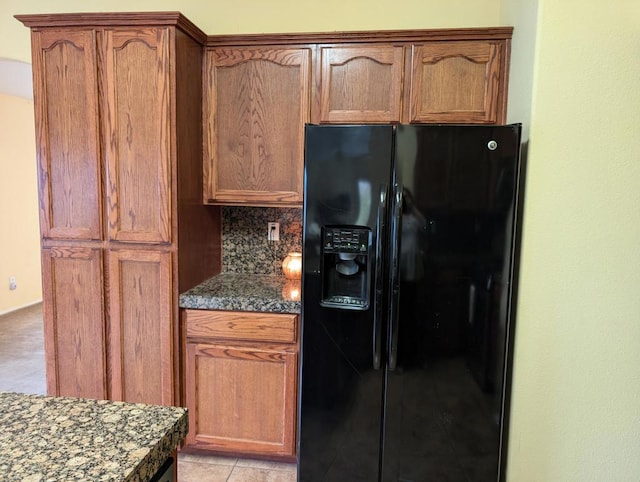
[382,124,521,481]
[299,125,393,481]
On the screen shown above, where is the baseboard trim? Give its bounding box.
[0,300,43,317]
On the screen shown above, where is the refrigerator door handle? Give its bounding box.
[388,183,403,371]
[373,184,388,370]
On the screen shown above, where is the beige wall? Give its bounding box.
[2,0,500,63]
[0,93,40,314]
[2,0,640,480]
[503,0,640,480]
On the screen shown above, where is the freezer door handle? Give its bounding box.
[388,183,403,371]
[373,184,388,370]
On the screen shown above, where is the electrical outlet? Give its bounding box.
[9,276,17,290]
[268,222,280,242]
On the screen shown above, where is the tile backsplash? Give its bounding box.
[222,207,302,275]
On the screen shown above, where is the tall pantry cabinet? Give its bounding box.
[16,13,221,405]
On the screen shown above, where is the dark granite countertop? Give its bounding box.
[0,392,187,482]
[179,273,301,314]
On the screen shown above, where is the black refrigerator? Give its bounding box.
[298,124,523,481]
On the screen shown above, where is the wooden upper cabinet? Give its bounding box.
[41,247,107,400]
[103,28,172,243]
[318,45,404,123]
[203,47,311,206]
[31,30,102,240]
[409,40,505,124]
[107,249,173,405]
[203,29,511,205]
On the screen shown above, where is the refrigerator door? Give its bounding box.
[382,124,521,481]
[299,125,393,481]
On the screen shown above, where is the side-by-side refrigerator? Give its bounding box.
[298,124,523,481]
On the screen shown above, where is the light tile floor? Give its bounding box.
[179,453,296,482]
[0,303,298,482]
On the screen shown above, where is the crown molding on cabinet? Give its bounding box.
[205,27,513,47]
[15,12,207,45]
[15,12,512,49]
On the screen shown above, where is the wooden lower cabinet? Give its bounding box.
[41,247,107,399]
[183,310,299,458]
[41,246,176,404]
[108,249,174,405]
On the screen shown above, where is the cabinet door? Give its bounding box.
[409,41,504,123]
[185,342,298,457]
[103,28,172,243]
[107,249,174,405]
[318,45,404,123]
[41,247,107,399]
[204,48,310,205]
[31,30,102,240]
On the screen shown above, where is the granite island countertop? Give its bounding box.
[179,273,301,314]
[0,391,187,482]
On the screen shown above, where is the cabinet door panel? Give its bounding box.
[41,247,106,399]
[32,30,102,240]
[107,249,173,405]
[103,28,172,243]
[410,41,502,123]
[319,45,404,123]
[185,342,297,456]
[204,48,310,205]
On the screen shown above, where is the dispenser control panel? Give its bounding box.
[323,227,369,254]
[320,226,371,311]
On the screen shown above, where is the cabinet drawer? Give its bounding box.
[185,310,298,343]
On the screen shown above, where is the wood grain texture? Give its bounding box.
[204,29,511,206]
[32,30,102,240]
[319,45,404,123]
[21,15,224,410]
[174,29,223,405]
[409,41,502,123]
[185,310,298,343]
[103,27,172,243]
[497,38,511,126]
[185,341,298,456]
[203,48,310,205]
[107,249,173,405]
[174,29,222,293]
[41,247,107,399]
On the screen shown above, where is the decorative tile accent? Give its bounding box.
[222,207,302,275]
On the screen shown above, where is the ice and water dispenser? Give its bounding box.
[320,226,372,310]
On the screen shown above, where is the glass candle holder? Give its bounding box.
[282,252,302,280]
